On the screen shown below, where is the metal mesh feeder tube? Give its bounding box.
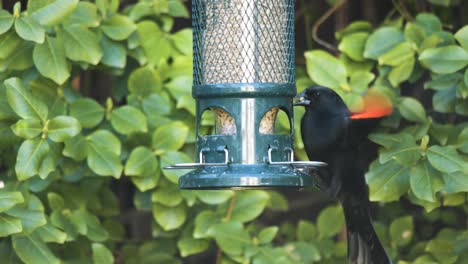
[166,0,325,189]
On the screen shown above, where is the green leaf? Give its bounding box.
[100,36,126,68]
[338,32,368,61]
[137,21,172,65]
[415,13,442,35]
[27,0,55,12]
[258,226,278,244]
[427,145,466,173]
[152,184,183,207]
[168,0,189,17]
[288,242,321,263]
[420,34,444,52]
[350,71,374,93]
[305,50,347,90]
[31,0,78,26]
[464,69,468,92]
[38,149,58,180]
[0,40,34,71]
[14,16,45,43]
[399,97,427,122]
[444,188,466,207]
[63,134,87,161]
[378,42,414,66]
[297,220,316,241]
[0,191,24,213]
[389,216,413,247]
[47,116,81,142]
[0,215,22,237]
[364,27,405,59]
[366,160,410,202]
[102,14,136,41]
[13,233,59,264]
[152,203,186,231]
[388,57,415,87]
[404,23,426,47]
[0,82,17,120]
[132,173,160,192]
[128,67,162,96]
[152,121,188,154]
[419,46,468,74]
[73,210,109,242]
[11,119,42,139]
[87,130,122,178]
[0,10,14,35]
[15,139,49,181]
[36,223,67,243]
[176,95,195,115]
[426,229,459,264]
[379,133,421,166]
[433,86,456,113]
[47,193,64,211]
[317,204,345,239]
[177,238,209,257]
[340,54,374,76]
[165,75,192,99]
[194,210,219,239]
[265,191,288,211]
[171,28,192,55]
[457,126,468,154]
[69,98,104,128]
[64,2,99,27]
[7,196,46,233]
[424,72,462,91]
[33,36,70,85]
[125,146,158,177]
[110,105,147,134]
[410,161,442,202]
[142,93,171,117]
[442,171,468,193]
[207,221,251,256]
[221,191,269,223]
[29,79,65,118]
[92,243,114,264]
[335,21,372,40]
[61,25,102,65]
[455,25,468,51]
[196,190,233,205]
[5,77,48,121]
[0,30,22,60]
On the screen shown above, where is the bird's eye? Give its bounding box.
[312,91,320,99]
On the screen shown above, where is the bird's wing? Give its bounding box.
[349,90,393,120]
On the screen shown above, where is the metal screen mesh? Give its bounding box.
[193,0,295,85]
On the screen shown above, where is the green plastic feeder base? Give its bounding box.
[179,164,315,189]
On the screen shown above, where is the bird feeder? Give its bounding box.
[166,0,325,189]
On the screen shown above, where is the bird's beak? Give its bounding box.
[294,90,310,106]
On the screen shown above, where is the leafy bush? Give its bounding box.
[0,1,466,264]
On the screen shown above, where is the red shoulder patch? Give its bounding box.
[350,90,393,119]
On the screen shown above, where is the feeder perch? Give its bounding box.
[165,0,325,189]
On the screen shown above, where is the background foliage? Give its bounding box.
[0,0,466,263]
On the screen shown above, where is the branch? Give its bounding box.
[392,0,414,21]
[215,192,238,264]
[312,0,347,52]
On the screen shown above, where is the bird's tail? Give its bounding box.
[341,198,392,264]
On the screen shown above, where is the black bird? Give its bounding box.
[295,86,393,264]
